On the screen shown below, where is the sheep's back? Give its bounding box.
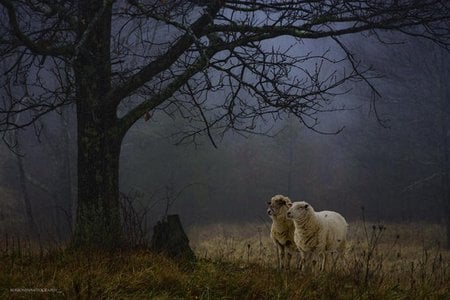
[316,211,348,248]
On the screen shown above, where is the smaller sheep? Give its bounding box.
[286,201,347,271]
[267,194,298,269]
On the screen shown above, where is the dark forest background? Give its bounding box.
[1,32,448,241]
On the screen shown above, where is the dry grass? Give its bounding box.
[189,221,448,262]
[0,222,449,299]
[188,221,450,298]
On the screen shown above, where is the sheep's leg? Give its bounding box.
[285,251,292,270]
[299,255,305,271]
[299,251,305,270]
[294,250,303,270]
[328,251,336,270]
[311,253,319,275]
[338,240,347,268]
[302,252,313,273]
[275,244,280,269]
[334,249,343,270]
[276,242,284,270]
[321,252,328,271]
[334,251,346,270]
[278,244,285,269]
[332,241,346,270]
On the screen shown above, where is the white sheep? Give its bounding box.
[267,194,298,269]
[286,201,348,271]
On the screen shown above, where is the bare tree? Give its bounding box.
[0,0,449,249]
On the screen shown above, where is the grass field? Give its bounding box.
[0,221,449,299]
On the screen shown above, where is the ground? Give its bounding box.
[0,222,449,299]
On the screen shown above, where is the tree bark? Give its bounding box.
[60,113,75,234]
[71,0,123,249]
[72,115,124,249]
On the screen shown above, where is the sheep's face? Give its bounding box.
[267,195,291,218]
[286,201,311,219]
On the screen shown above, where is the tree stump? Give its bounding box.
[150,215,195,261]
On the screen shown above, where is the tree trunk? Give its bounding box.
[71,0,121,249]
[60,112,76,234]
[10,130,38,236]
[15,147,38,236]
[72,116,124,249]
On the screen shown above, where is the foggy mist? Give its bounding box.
[1,1,450,297]
[1,32,448,239]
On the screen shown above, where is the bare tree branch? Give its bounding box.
[1,0,449,140]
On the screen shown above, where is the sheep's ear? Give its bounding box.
[304,204,309,209]
[287,203,293,208]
